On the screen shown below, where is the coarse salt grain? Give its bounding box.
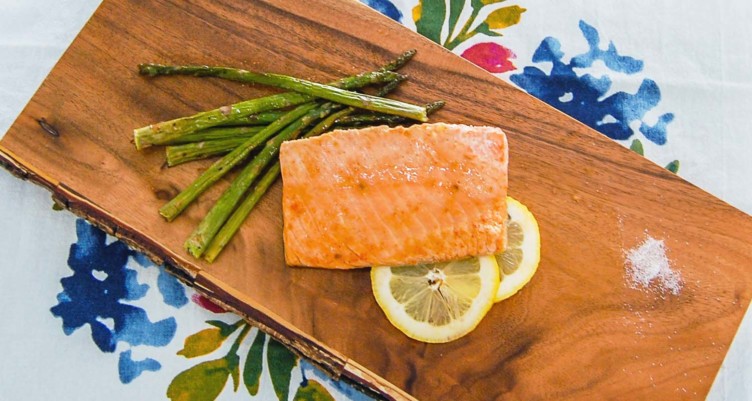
[625,236,682,295]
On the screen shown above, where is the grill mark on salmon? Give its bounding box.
[280,123,508,269]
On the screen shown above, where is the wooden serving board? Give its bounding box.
[2,1,751,399]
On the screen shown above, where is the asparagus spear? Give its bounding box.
[139,65,426,122]
[215,110,287,127]
[141,64,402,89]
[202,106,355,262]
[336,100,446,127]
[335,113,404,126]
[166,97,434,166]
[135,71,407,150]
[185,102,341,258]
[162,126,264,146]
[134,50,416,149]
[166,136,252,167]
[158,102,318,221]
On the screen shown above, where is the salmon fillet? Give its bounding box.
[279,123,508,269]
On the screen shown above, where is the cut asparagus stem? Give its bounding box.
[215,110,287,127]
[162,126,264,146]
[139,65,425,122]
[166,137,252,167]
[134,50,416,149]
[158,102,317,221]
[202,107,354,262]
[185,102,341,258]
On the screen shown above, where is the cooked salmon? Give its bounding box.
[279,123,508,269]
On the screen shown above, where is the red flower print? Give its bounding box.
[462,42,517,73]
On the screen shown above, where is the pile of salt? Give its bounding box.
[625,236,682,295]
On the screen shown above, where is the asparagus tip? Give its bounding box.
[138,63,162,77]
[426,100,446,115]
[381,49,418,72]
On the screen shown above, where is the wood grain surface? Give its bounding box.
[1,0,751,399]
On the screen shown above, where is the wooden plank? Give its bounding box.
[1,0,751,399]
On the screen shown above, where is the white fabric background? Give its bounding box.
[0,0,749,399]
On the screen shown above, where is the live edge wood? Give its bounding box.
[1,0,751,400]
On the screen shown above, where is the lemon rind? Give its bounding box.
[494,197,541,302]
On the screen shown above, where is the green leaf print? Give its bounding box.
[243,331,266,396]
[167,358,231,401]
[665,160,680,173]
[293,379,336,401]
[268,339,299,401]
[177,328,228,358]
[482,5,525,30]
[413,0,446,44]
[630,139,645,156]
[206,320,243,337]
[447,0,466,41]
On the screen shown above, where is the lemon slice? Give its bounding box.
[371,256,499,343]
[494,197,541,302]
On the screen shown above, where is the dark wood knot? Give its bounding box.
[36,118,60,137]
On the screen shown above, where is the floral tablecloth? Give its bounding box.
[1,0,750,400]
